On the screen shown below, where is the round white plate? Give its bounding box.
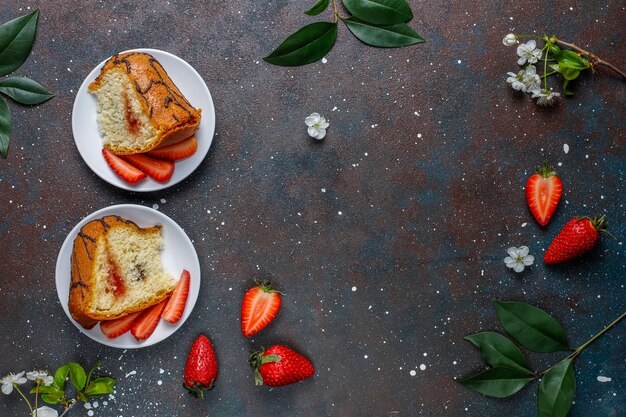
[55,204,201,348]
[72,48,216,192]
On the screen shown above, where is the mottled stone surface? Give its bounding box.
[0,1,624,416]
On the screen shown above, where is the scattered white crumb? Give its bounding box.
[410,370,416,376]
[563,144,570,154]
[351,286,357,292]
[419,364,426,371]
[125,370,137,378]
[597,376,612,383]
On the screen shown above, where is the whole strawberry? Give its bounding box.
[544,215,611,264]
[249,345,314,387]
[183,335,218,398]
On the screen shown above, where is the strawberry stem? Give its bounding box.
[535,161,557,178]
[581,214,618,240]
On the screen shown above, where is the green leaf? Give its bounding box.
[264,22,337,66]
[344,17,424,47]
[77,391,89,402]
[86,361,102,387]
[494,300,569,353]
[537,359,576,417]
[562,79,574,96]
[0,9,39,77]
[53,364,70,389]
[305,0,330,16]
[342,0,413,25]
[561,68,580,81]
[465,332,533,375]
[84,377,116,397]
[547,43,561,55]
[41,392,65,405]
[68,362,87,391]
[29,385,62,395]
[0,76,54,105]
[554,50,589,70]
[459,367,534,398]
[0,96,11,158]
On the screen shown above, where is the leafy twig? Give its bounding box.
[552,37,626,80]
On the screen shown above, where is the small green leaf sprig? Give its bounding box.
[0,8,55,158]
[264,0,425,67]
[459,300,626,417]
[503,33,626,106]
[1,362,116,417]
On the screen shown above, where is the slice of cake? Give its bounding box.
[69,215,177,329]
[88,52,202,155]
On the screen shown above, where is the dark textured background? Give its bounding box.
[1,1,624,416]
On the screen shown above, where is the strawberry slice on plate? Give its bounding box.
[100,311,142,339]
[121,153,175,183]
[102,148,147,184]
[131,299,168,341]
[525,162,563,226]
[162,270,191,323]
[148,136,198,161]
[241,280,282,337]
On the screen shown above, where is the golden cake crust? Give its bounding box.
[88,52,202,154]
[68,215,173,329]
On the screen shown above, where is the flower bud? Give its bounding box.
[502,33,517,46]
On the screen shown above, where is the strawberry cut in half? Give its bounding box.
[544,215,613,264]
[131,299,168,341]
[121,153,175,183]
[99,311,142,339]
[526,162,563,226]
[147,136,198,161]
[102,148,147,184]
[162,270,191,324]
[241,279,282,337]
[248,345,314,387]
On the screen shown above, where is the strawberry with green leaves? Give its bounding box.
[249,345,314,387]
[544,215,613,264]
[526,162,562,226]
[184,335,218,399]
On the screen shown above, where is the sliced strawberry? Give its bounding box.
[241,280,282,337]
[99,311,142,339]
[121,154,175,183]
[102,148,147,184]
[525,162,562,226]
[147,136,198,161]
[130,299,168,341]
[162,270,191,323]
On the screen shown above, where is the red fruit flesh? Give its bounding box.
[147,136,198,160]
[184,335,218,399]
[249,345,314,387]
[544,216,603,264]
[526,163,562,226]
[130,299,168,341]
[100,311,142,339]
[102,148,146,184]
[241,281,282,337]
[162,270,190,323]
[121,153,174,183]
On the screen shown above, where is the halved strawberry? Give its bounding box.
[147,136,198,161]
[130,299,168,341]
[241,280,282,337]
[99,311,142,339]
[102,148,147,184]
[121,154,174,183]
[526,162,563,226]
[162,270,191,323]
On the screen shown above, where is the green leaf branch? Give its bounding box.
[264,0,425,66]
[459,300,626,417]
[0,8,55,158]
[2,362,116,417]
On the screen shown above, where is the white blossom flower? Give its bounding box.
[504,246,534,272]
[531,88,561,106]
[502,33,517,46]
[27,370,54,386]
[305,112,329,140]
[522,65,541,92]
[1,371,27,395]
[506,69,526,91]
[516,40,543,65]
[32,406,59,417]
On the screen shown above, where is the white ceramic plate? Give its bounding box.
[72,48,215,192]
[55,204,201,348]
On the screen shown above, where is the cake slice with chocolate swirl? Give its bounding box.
[88,52,202,155]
